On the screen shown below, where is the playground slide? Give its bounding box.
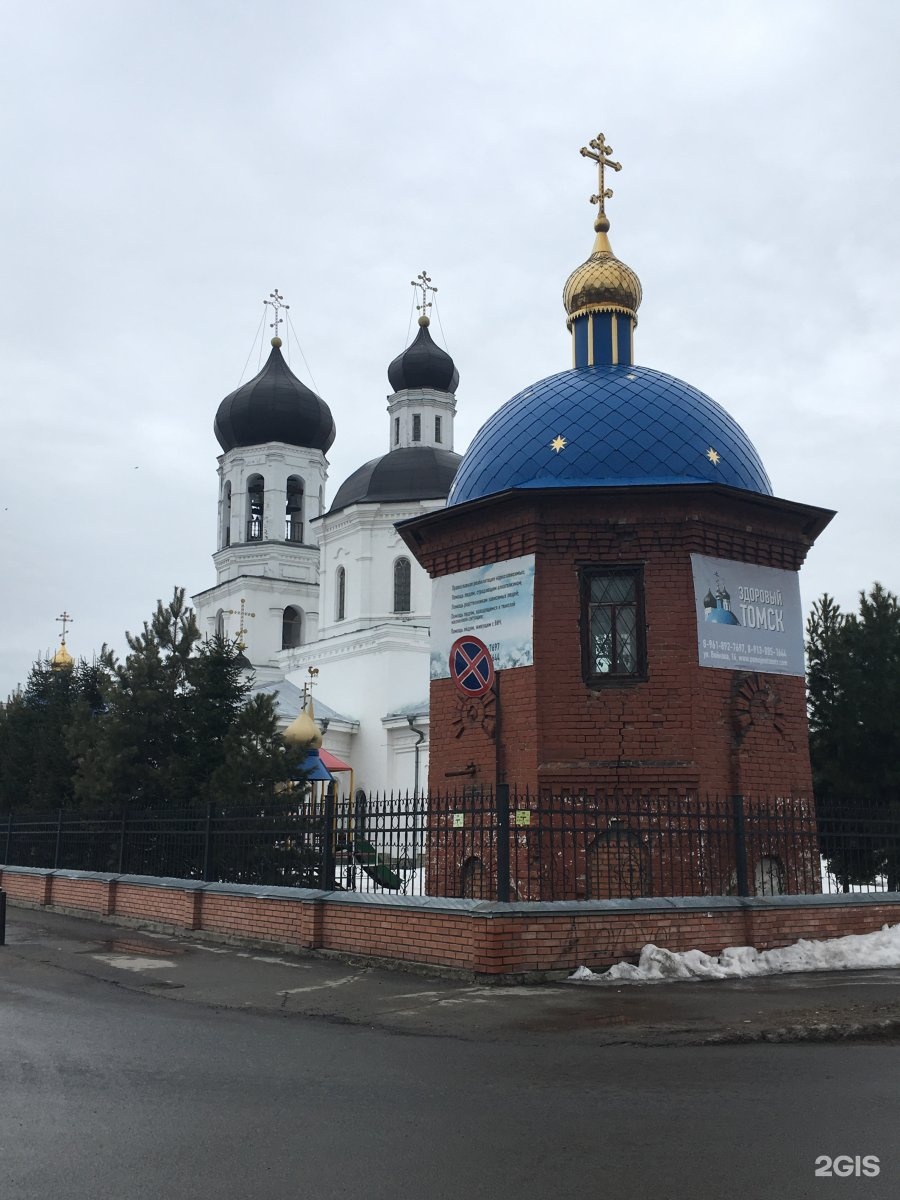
[353,837,404,890]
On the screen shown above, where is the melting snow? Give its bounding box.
[569,923,900,984]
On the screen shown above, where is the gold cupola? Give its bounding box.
[51,640,74,671]
[563,216,643,324]
[564,133,642,367]
[283,698,323,750]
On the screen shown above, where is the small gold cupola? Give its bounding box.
[283,699,323,750]
[51,610,75,671]
[563,133,642,367]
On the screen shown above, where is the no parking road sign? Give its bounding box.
[449,636,495,698]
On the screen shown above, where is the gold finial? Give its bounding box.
[411,270,437,326]
[265,288,289,345]
[223,598,256,650]
[579,132,622,232]
[286,667,323,749]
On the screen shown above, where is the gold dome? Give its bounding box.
[563,217,642,326]
[51,640,74,671]
[283,699,323,750]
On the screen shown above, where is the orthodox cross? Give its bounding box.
[224,598,255,648]
[579,133,622,219]
[410,269,437,319]
[264,288,290,338]
[56,610,73,642]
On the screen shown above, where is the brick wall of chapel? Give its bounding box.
[410,488,825,800]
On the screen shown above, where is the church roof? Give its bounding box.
[329,445,462,514]
[387,318,459,393]
[214,340,336,454]
[448,364,772,506]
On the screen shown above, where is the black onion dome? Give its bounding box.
[214,342,336,453]
[329,446,462,514]
[387,320,459,393]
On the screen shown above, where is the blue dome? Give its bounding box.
[448,364,772,505]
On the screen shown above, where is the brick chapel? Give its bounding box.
[400,134,833,899]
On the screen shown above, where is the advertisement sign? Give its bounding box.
[690,553,805,676]
[431,554,535,679]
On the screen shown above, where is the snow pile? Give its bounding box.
[569,923,900,984]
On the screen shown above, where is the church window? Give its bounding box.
[246,475,264,541]
[581,567,646,682]
[215,609,225,638]
[336,566,346,621]
[412,413,421,442]
[394,416,400,446]
[281,606,302,650]
[434,415,442,443]
[221,481,232,548]
[393,557,411,613]
[285,476,303,542]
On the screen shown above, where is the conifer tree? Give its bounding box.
[806,583,900,888]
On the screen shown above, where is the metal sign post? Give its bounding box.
[448,638,509,902]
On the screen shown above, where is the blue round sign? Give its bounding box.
[449,636,495,698]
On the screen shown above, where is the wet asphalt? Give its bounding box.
[3,905,900,1200]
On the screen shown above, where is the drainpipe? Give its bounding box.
[407,715,426,796]
[407,715,427,872]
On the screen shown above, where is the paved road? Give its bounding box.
[3,908,900,1199]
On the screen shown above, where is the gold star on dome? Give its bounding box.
[550,435,567,453]
[706,447,721,466]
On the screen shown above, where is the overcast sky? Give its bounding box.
[2,0,898,698]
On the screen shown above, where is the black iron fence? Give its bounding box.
[1,792,898,902]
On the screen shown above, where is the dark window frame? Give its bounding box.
[412,413,421,442]
[434,415,442,443]
[580,564,647,685]
[393,556,412,613]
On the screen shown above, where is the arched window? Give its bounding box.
[246,474,264,541]
[221,481,232,548]
[335,566,346,621]
[285,476,304,542]
[215,609,225,638]
[393,557,411,613]
[281,606,302,650]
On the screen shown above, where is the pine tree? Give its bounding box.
[0,658,105,811]
[71,589,292,811]
[806,584,900,888]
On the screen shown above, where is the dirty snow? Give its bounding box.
[569,923,900,984]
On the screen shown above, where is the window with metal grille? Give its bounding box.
[434,415,442,443]
[581,567,645,681]
[393,557,411,612]
[412,413,421,442]
[394,416,400,445]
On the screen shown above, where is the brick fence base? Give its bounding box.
[3,865,899,980]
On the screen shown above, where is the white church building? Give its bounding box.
[192,296,462,797]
